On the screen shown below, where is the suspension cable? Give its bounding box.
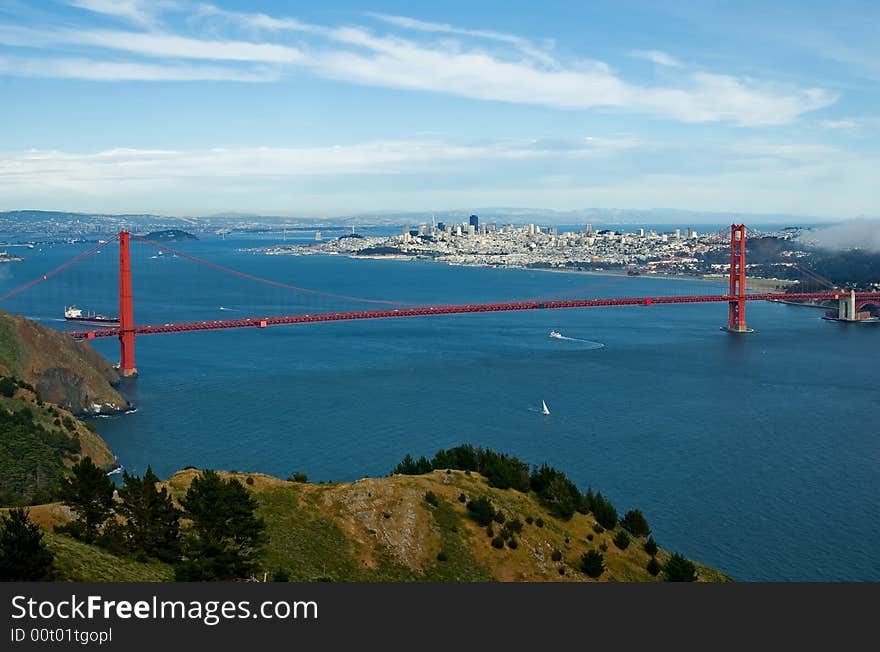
[130,235,422,307]
[0,235,119,303]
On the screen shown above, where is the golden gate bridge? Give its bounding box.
[1,225,878,377]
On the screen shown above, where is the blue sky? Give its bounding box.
[0,0,877,218]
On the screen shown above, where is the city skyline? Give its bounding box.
[0,1,878,219]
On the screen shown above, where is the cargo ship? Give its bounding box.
[64,306,120,326]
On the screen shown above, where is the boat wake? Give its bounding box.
[219,306,241,312]
[550,334,605,350]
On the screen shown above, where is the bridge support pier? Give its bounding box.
[119,231,137,376]
[722,224,754,333]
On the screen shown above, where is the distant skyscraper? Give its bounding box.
[469,214,479,228]
[585,223,593,235]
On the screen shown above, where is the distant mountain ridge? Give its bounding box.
[0,207,840,228]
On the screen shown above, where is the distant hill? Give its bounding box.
[142,229,197,241]
[0,309,128,415]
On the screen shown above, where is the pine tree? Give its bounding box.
[117,467,181,563]
[620,509,651,537]
[57,457,115,543]
[580,549,605,578]
[664,553,698,582]
[0,508,54,580]
[175,470,265,581]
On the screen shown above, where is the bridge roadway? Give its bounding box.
[68,291,880,340]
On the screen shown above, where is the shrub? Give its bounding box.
[62,417,76,431]
[0,376,16,398]
[245,476,254,485]
[586,533,594,541]
[466,497,495,526]
[599,542,608,552]
[558,567,566,575]
[664,554,697,582]
[458,493,467,503]
[486,526,494,538]
[613,530,630,550]
[644,536,658,556]
[525,516,534,525]
[535,518,544,528]
[382,512,391,519]
[424,491,439,507]
[551,549,562,562]
[646,557,661,576]
[491,536,505,549]
[493,510,506,524]
[620,509,651,537]
[580,550,604,578]
[506,518,523,533]
[507,537,518,550]
[593,523,604,534]
[272,568,290,582]
[289,472,308,483]
[436,551,448,562]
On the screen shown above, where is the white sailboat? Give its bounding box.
[541,400,551,415]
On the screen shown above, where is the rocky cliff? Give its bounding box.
[0,309,129,415]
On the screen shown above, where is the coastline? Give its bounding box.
[336,251,793,289]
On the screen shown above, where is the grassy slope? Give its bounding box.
[21,468,728,582]
[166,469,730,583]
[45,533,173,582]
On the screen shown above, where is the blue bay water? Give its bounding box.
[2,233,878,581]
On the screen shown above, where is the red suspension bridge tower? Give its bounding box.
[722,224,753,333]
[118,231,137,376]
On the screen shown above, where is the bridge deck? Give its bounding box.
[69,292,880,340]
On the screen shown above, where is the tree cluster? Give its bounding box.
[0,403,80,505]
[391,446,636,528]
[56,459,264,581]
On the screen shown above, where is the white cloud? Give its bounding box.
[367,12,557,66]
[629,50,682,67]
[0,138,637,194]
[0,56,276,81]
[1,139,876,218]
[76,29,305,63]
[68,0,161,29]
[191,3,318,33]
[821,119,858,130]
[0,9,838,125]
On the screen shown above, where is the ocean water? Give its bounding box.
[1,233,878,581]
